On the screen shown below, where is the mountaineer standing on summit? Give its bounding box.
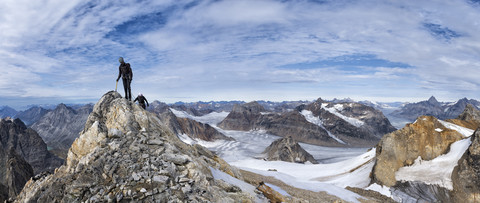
[116,57,133,100]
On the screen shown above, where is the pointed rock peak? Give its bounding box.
[427,96,440,105]
[315,97,325,104]
[54,103,70,111]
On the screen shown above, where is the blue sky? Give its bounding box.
[1,0,480,109]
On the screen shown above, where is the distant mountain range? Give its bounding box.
[218,98,396,147]
[389,96,480,122]
[0,96,478,154]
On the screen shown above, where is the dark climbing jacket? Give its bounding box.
[117,62,133,81]
[134,95,149,109]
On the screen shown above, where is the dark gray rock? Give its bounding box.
[263,136,318,164]
[391,181,451,203]
[451,128,480,202]
[6,148,34,198]
[457,104,480,121]
[0,118,62,175]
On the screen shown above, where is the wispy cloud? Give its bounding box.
[1,0,480,108]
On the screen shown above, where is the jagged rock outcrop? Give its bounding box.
[155,107,232,141]
[451,128,480,202]
[218,98,395,147]
[14,106,50,126]
[443,98,480,119]
[5,148,34,198]
[262,136,318,164]
[0,118,61,201]
[31,103,93,154]
[0,118,62,174]
[15,91,257,202]
[372,116,464,186]
[447,104,480,130]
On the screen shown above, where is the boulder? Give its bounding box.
[263,136,318,164]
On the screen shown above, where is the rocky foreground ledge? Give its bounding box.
[15,91,255,202]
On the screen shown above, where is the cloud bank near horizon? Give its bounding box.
[1,0,480,108]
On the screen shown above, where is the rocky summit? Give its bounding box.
[15,91,257,202]
[262,136,318,164]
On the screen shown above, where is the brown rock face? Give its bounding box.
[372,116,464,186]
[256,182,286,203]
[263,136,318,164]
[451,128,480,202]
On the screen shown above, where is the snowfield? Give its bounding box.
[171,109,475,202]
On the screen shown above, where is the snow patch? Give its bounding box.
[321,104,364,127]
[264,183,290,197]
[170,108,229,125]
[334,104,344,111]
[435,128,443,132]
[439,120,474,137]
[210,167,262,201]
[300,110,346,144]
[366,183,392,198]
[395,138,472,190]
[177,133,196,145]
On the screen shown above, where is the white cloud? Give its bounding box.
[1,0,480,108]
